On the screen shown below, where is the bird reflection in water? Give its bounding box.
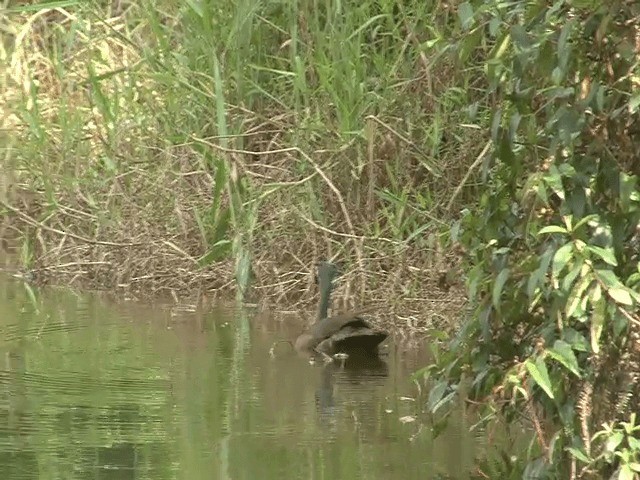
[315,350,389,423]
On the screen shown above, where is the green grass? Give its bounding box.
[1,0,486,323]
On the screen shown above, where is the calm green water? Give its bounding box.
[0,276,480,479]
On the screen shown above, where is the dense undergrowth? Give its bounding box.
[1,0,475,325]
[419,1,640,479]
[3,0,640,477]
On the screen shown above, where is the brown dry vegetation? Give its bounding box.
[0,2,481,331]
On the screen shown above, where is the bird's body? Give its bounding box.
[295,262,387,357]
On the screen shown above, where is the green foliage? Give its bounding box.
[579,414,640,480]
[426,0,640,477]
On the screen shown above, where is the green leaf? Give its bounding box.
[432,391,457,416]
[489,16,501,37]
[619,172,637,211]
[629,92,640,114]
[591,297,605,354]
[547,87,574,100]
[628,438,640,451]
[525,357,554,399]
[493,268,510,308]
[573,214,599,232]
[552,243,574,278]
[527,248,553,298]
[198,240,232,266]
[235,249,253,298]
[209,205,230,242]
[623,414,638,433]
[548,340,581,377]
[212,157,228,211]
[23,282,40,315]
[536,177,549,204]
[609,287,633,306]
[596,268,636,305]
[596,269,624,290]
[458,28,484,62]
[605,431,624,452]
[511,25,532,49]
[538,225,568,235]
[586,245,617,266]
[6,0,82,12]
[458,2,474,30]
[427,380,449,413]
[566,274,592,318]
[563,328,589,352]
[557,20,574,69]
[620,465,635,480]
[562,258,585,292]
[567,447,591,463]
[185,0,204,17]
[544,164,565,201]
[497,130,515,165]
[494,33,511,60]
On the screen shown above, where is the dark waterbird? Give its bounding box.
[295,261,388,358]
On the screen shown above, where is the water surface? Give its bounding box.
[0,276,479,479]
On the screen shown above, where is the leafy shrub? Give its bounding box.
[426,1,640,477]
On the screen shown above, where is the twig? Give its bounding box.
[35,261,111,271]
[191,136,366,295]
[364,115,435,174]
[618,306,640,327]
[446,140,491,213]
[161,240,199,265]
[1,200,142,247]
[298,212,401,245]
